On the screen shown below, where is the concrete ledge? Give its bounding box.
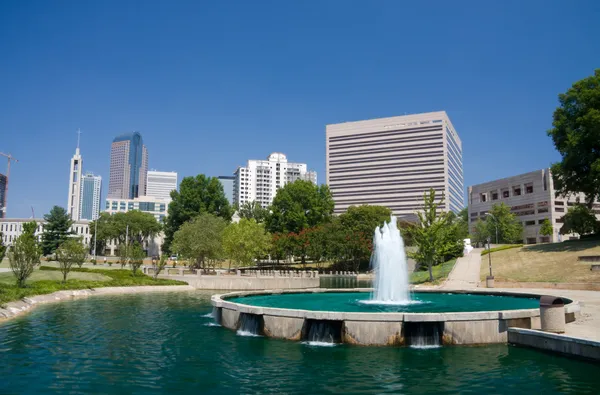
[211,289,578,346]
[164,276,319,290]
[0,285,194,322]
[493,281,600,291]
[508,328,600,361]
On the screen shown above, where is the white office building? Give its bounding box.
[233,152,317,208]
[0,218,91,247]
[326,111,464,218]
[80,173,102,220]
[146,170,177,201]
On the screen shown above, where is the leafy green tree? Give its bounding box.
[89,212,113,256]
[548,69,600,206]
[237,201,269,223]
[222,219,271,269]
[56,238,87,282]
[266,180,334,234]
[453,208,470,241]
[560,204,598,236]
[270,232,292,264]
[171,213,227,271]
[485,203,523,244]
[41,206,73,255]
[163,175,233,253]
[539,219,554,238]
[0,232,7,263]
[471,219,490,247]
[339,205,392,239]
[152,255,168,280]
[406,189,456,282]
[128,242,146,276]
[8,221,42,287]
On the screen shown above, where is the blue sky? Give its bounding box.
[1,0,599,218]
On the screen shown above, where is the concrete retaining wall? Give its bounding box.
[211,289,581,346]
[493,281,600,291]
[508,328,600,361]
[170,276,319,290]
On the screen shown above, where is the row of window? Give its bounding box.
[479,184,535,202]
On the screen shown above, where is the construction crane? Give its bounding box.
[0,152,18,218]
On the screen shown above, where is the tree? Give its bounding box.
[548,69,600,207]
[485,203,523,244]
[266,180,334,234]
[152,255,168,280]
[0,232,7,263]
[41,206,73,256]
[89,212,113,256]
[171,213,227,271]
[560,205,598,236]
[471,219,489,247]
[8,221,42,287]
[539,219,554,238]
[237,201,269,223]
[406,190,457,282]
[163,175,233,253]
[56,238,87,283]
[339,205,392,238]
[128,242,146,276]
[222,219,271,269]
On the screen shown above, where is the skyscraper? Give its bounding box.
[67,142,83,220]
[80,173,102,220]
[146,170,178,201]
[108,132,148,199]
[0,173,6,219]
[233,152,317,208]
[326,111,464,218]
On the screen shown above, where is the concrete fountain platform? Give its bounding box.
[210,288,581,346]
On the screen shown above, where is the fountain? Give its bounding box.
[369,216,411,304]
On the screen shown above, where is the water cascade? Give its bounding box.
[404,322,442,348]
[236,313,263,337]
[202,307,222,327]
[302,320,342,346]
[370,216,411,303]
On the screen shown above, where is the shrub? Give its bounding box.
[481,244,523,255]
[90,259,96,265]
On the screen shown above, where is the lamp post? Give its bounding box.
[485,212,499,245]
[486,236,495,288]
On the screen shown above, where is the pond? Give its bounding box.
[0,292,598,394]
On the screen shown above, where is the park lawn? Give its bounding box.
[480,239,600,283]
[0,270,111,284]
[410,259,456,285]
[0,267,186,306]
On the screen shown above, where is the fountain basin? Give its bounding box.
[211,289,581,346]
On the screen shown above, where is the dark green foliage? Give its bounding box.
[56,238,87,282]
[539,219,554,238]
[548,69,600,206]
[41,206,73,255]
[479,203,523,244]
[0,232,6,263]
[163,175,233,253]
[560,204,598,236]
[266,180,334,234]
[128,242,146,276]
[8,226,42,287]
[237,201,269,223]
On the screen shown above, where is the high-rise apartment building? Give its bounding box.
[233,152,317,208]
[67,145,83,220]
[108,132,148,199]
[326,111,464,218]
[146,170,177,201]
[218,176,235,204]
[80,173,102,220]
[0,173,6,219]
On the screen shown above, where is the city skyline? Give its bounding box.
[1,2,599,218]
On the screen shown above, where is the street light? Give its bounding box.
[486,236,493,277]
[485,212,499,245]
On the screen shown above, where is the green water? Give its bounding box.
[229,292,541,313]
[1,292,598,394]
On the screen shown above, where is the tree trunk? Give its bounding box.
[428,262,434,282]
[63,271,68,283]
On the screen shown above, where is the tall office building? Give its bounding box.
[108,132,148,199]
[0,173,6,219]
[146,170,178,201]
[67,145,83,220]
[218,176,235,204]
[326,111,464,218]
[80,173,102,220]
[233,152,317,208]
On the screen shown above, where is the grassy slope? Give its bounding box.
[0,267,186,306]
[411,259,456,285]
[480,239,600,283]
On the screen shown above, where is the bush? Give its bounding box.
[108,261,113,266]
[90,259,96,265]
[481,244,523,255]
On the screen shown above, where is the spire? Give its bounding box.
[76,128,82,154]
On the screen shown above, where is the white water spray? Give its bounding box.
[369,216,411,303]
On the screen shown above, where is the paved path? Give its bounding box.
[0,268,11,273]
[441,249,482,289]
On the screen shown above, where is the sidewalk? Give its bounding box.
[441,249,482,289]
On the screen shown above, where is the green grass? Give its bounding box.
[0,266,187,306]
[481,244,523,256]
[410,259,456,285]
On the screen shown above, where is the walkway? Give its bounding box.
[441,249,482,289]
